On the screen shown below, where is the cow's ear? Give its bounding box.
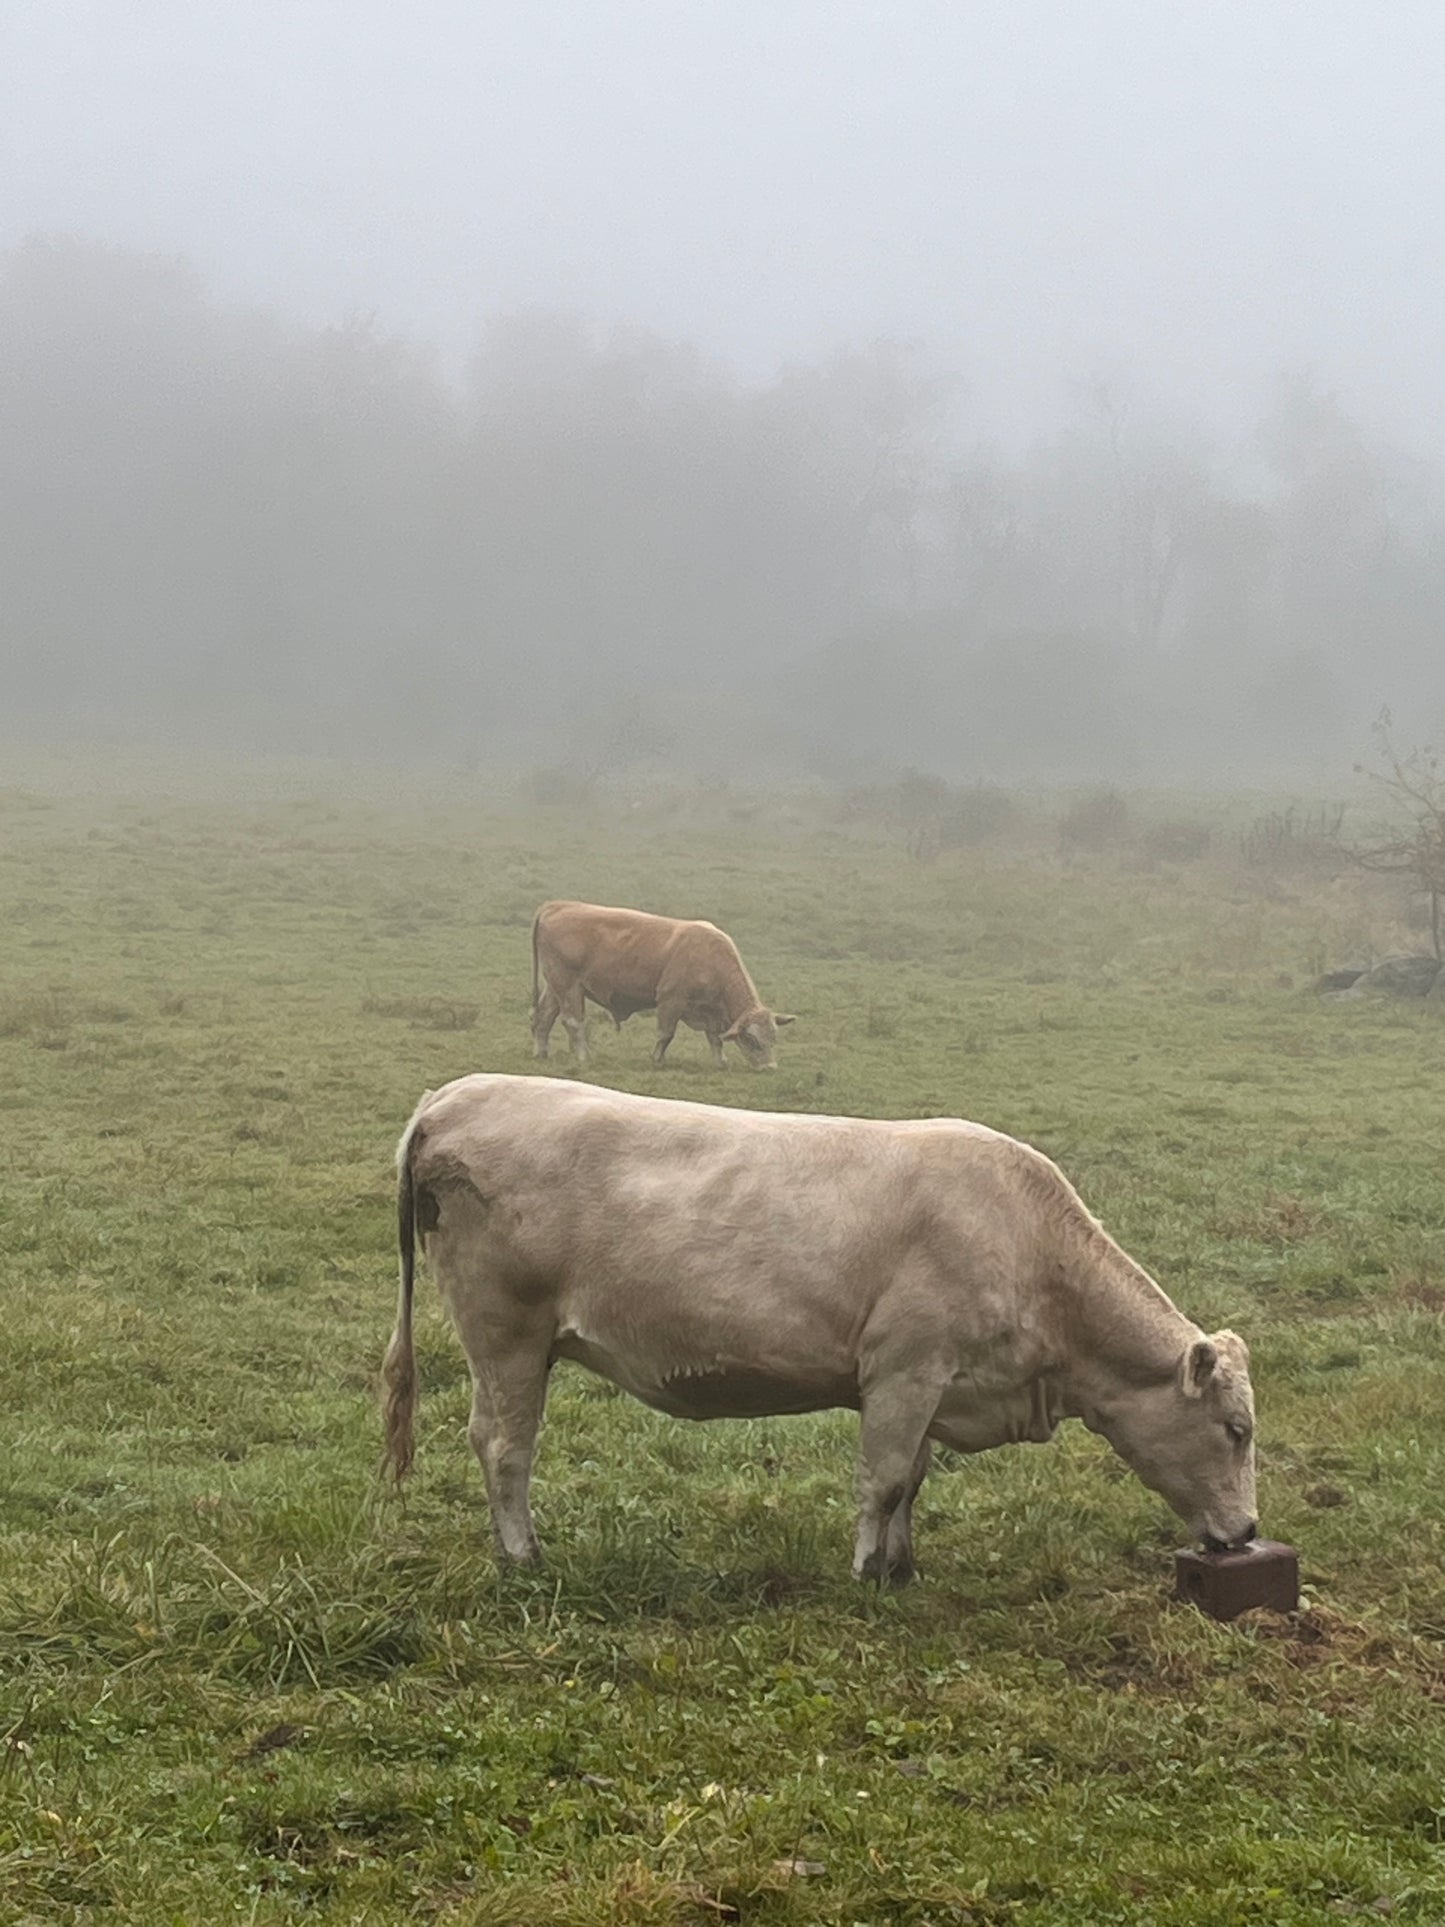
[721,1021,742,1042]
[774,1013,796,1027]
[1213,1327,1249,1367]
[1179,1338,1218,1398]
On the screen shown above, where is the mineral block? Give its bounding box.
[1174,1540,1299,1620]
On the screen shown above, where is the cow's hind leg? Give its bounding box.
[531,982,561,1059]
[853,1377,940,1584]
[463,1335,552,1565]
[882,1437,932,1584]
[560,985,589,1063]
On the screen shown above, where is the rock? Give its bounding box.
[1315,967,1365,992]
[1357,954,1442,998]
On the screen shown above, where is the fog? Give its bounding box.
[5,2,1445,785]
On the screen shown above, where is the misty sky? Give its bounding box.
[6,1,1444,453]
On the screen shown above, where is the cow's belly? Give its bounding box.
[587,987,654,1020]
[578,966,658,1014]
[552,1330,858,1420]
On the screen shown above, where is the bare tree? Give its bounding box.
[1089,380,1208,653]
[1350,712,1445,960]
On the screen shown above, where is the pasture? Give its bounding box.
[1,761,1442,1925]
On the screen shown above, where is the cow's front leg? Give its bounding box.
[705,1027,727,1068]
[853,1377,940,1584]
[464,1340,552,1566]
[653,1000,681,1066]
[882,1437,932,1584]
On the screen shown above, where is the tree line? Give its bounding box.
[3,234,1441,780]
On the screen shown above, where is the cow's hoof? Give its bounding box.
[497,1552,543,1573]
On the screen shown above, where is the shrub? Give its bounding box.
[1058,787,1130,854]
[518,765,595,809]
[1239,804,1344,873]
[1141,819,1212,863]
[838,772,1017,859]
[938,784,1019,849]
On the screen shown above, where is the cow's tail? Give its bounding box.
[380,1111,424,1483]
[530,910,542,1015]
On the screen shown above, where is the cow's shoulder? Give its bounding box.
[675,917,737,953]
[897,1118,1087,1224]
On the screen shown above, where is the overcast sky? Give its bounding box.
[6,0,1443,452]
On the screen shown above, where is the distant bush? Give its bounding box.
[1347,717,1445,959]
[838,770,1017,859]
[938,784,1019,850]
[1239,804,1345,873]
[1140,819,1213,863]
[518,765,596,809]
[839,770,940,827]
[1058,788,1130,854]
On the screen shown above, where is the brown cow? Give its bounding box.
[530,899,794,1069]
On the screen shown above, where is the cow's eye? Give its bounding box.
[1226,1420,1250,1446]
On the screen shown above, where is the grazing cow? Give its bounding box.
[529,899,794,1069]
[381,1076,1258,1580]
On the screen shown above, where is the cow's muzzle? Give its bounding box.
[1202,1519,1258,1554]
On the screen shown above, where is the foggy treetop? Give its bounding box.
[9,2,1445,453]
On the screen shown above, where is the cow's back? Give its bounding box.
[409,1074,1058,1334]
[536,901,682,970]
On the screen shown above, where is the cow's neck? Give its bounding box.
[1053,1218,1198,1421]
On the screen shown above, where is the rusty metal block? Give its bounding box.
[1174,1540,1299,1621]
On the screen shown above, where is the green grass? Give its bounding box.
[1,764,1442,1924]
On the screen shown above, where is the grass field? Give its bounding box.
[1,761,1443,1925]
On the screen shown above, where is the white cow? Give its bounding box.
[381,1076,1257,1580]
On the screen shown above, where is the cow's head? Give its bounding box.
[1088,1329,1258,1550]
[722,1006,796,1069]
